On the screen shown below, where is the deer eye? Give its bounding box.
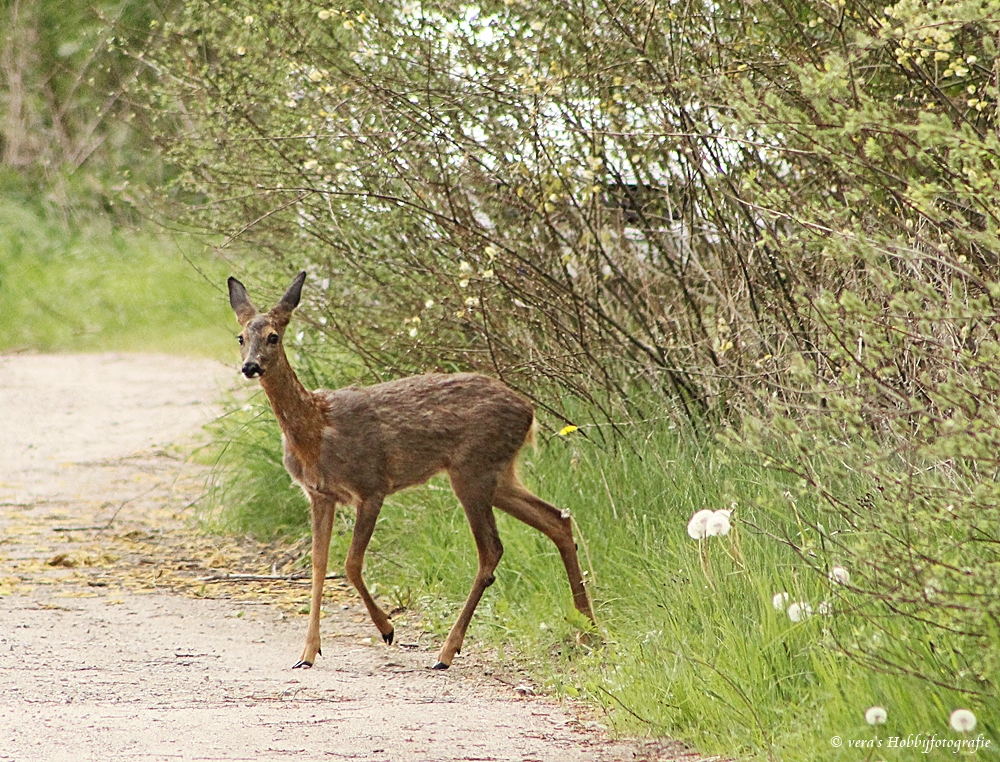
[267,333,280,345]
[237,335,244,345]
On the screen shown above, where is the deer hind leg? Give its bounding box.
[295,494,337,669]
[493,467,595,624]
[434,470,504,670]
[344,495,395,646]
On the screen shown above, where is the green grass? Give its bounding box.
[205,398,998,761]
[0,201,233,357]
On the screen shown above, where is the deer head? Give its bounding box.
[228,271,307,379]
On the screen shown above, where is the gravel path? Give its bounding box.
[0,353,706,762]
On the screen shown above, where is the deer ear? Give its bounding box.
[276,270,307,314]
[228,277,257,325]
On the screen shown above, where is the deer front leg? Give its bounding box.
[293,494,336,669]
[345,495,395,645]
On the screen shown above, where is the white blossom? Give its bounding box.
[686,509,714,540]
[829,565,850,585]
[950,709,977,732]
[865,706,887,725]
[787,601,812,622]
[705,512,731,537]
[772,592,790,611]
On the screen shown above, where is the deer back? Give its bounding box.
[312,373,533,499]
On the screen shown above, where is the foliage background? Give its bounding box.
[142,0,1000,421]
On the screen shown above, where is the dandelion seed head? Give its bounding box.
[705,512,731,537]
[950,708,976,732]
[687,509,714,540]
[865,706,887,725]
[829,565,850,585]
[772,592,790,611]
[787,601,812,622]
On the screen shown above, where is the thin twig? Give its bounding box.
[53,482,165,533]
[595,685,668,727]
[198,572,345,583]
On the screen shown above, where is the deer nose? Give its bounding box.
[242,361,263,378]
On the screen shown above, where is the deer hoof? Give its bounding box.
[431,661,450,670]
[383,629,394,645]
[292,659,313,669]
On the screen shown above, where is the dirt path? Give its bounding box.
[0,353,705,762]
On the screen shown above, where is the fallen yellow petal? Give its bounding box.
[558,425,579,436]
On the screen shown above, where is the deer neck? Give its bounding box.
[258,353,325,461]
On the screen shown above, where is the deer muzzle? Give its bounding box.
[241,361,264,378]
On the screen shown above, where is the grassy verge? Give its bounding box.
[204,397,998,761]
[0,201,232,357]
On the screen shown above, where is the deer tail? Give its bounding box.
[526,414,539,452]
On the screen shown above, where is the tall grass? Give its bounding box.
[0,201,232,357]
[205,397,997,761]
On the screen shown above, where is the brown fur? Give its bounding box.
[228,272,595,669]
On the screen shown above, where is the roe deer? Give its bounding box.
[227,271,595,669]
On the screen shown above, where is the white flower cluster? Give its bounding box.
[772,592,825,621]
[771,593,812,622]
[686,508,732,540]
[772,565,851,622]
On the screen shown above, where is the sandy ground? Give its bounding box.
[0,353,709,762]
